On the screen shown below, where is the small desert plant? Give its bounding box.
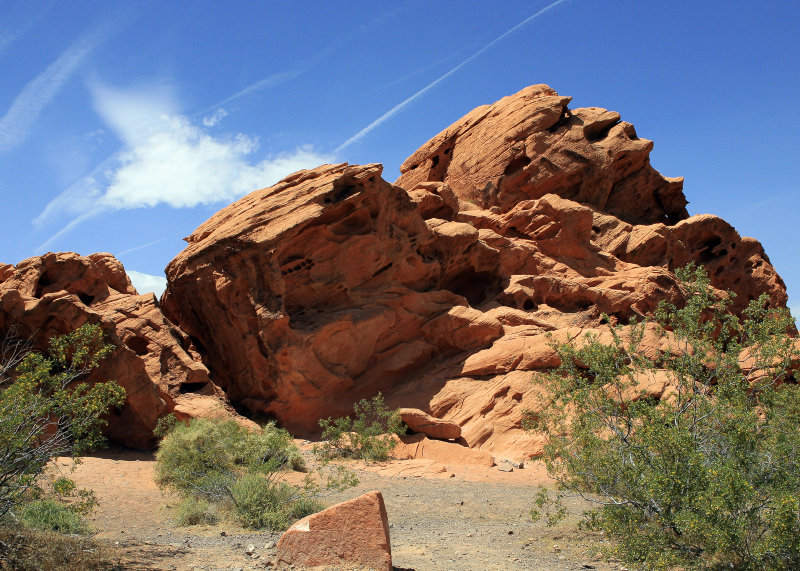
[155,418,345,530]
[174,497,219,526]
[0,523,120,570]
[155,418,305,500]
[230,474,324,530]
[18,498,89,535]
[315,393,404,462]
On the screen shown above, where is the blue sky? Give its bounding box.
[1,1,798,315]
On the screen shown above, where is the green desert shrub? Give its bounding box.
[0,324,124,528]
[230,474,324,530]
[19,499,89,535]
[530,264,800,570]
[155,418,337,530]
[315,393,404,462]
[155,418,305,500]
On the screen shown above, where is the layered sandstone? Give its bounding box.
[162,85,787,460]
[0,252,252,448]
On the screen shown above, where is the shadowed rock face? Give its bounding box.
[0,252,253,449]
[162,87,787,458]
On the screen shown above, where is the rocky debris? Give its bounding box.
[275,490,392,570]
[397,407,461,440]
[0,252,253,448]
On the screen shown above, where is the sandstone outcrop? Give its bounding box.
[160,85,788,460]
[5,85,789,459]
[276,490,392,570]
[0,252,252,448]
[397,407,461,440]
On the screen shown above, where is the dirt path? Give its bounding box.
[58,450,622,570]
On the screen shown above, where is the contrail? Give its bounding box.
[335,0,569,154]
[0,8,132,153]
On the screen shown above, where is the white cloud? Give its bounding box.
[127,270,167,298]
[202,108,227,127]
[99,115,328,210]
[34,81,333,247]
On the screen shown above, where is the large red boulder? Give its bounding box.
[276,490,392,570]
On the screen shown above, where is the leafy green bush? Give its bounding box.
[155,418,305,499]
[315,393,404,462]
[230,474,324,530]
[19,499,89,535]
[0,324,125,519]
[155,418,337,530]
[530,264,800,570]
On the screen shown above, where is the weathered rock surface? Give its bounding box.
[0,252,252,448]
[160,85,789,460]
[392,434,495,467]
[397,407,461,440]
[276,490,392,570]
[5,85,788,459]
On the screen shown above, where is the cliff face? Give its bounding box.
[161,85,787,457]
[3,85,787,456]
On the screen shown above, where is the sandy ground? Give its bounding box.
[54,449,625,570]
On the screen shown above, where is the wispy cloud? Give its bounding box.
[202,108,227,127]
[200,5,409,114]
[34,82,332,250]
[118,238,165,257]
[335,0,570,153]
[0,20,117,153]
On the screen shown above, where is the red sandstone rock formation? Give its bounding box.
[162,85,788,461]
[0,252,253,448]
[4,85,787,460]
[276,490,392,570]
[397,407,461,441]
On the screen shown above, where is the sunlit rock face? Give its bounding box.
[155,84,787,459]
[0,252,254,449]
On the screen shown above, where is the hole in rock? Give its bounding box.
[77,292,95,306]
[179,382,209,394]
[523,299,536,311]
[442,270,497,306]
[125,336,150,356]
[584,118,620,142]
[503,156,532,176]
[34,272,53,298]
[431,155,440,168]
[697,236,723,263]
